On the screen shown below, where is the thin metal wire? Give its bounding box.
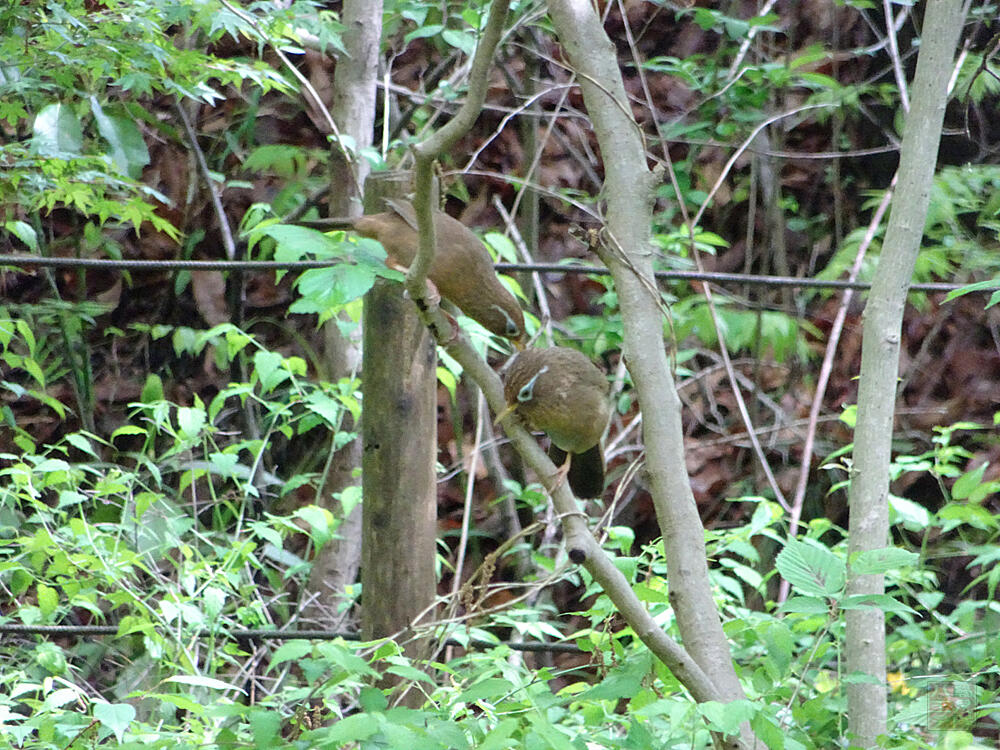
[0,623,585,653]
[0,254,987,294]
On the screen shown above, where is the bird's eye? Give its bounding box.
[517,366,548,403]
[493,304,521,337]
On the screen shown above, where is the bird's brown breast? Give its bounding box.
[503,347,610,454]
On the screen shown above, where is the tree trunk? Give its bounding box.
[845,1,964,745]
[546,1,751,746]
[360,173,438,698]
[304,0,382,630]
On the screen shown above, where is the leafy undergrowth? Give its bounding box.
[2,328,999,747]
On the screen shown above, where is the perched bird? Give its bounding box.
[499,346,611,498]
[352,199,524,342]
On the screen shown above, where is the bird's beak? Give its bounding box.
[494,402,518,427]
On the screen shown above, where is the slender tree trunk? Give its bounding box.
[303,0,382,629]
[845,2,964,745]
[546,1,751,747]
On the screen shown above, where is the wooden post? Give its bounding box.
[360,173,437,679]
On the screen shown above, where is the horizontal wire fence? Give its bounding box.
[0,623,585,653]
[0,253,990,294]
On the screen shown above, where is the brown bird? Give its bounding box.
[499,346,611,498]
[352,199,524,341]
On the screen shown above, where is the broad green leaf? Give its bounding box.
[697,699,756,734]
[303,390,344,424]
[458,678,516,703]
[850,547,919,575]
[4,221,37,251]
[270,640,313,667]
[253,350,287,393]
[775,540,845,597]
[141,373,164,403]
[265,225,347,260]
[889,493,931,529]
[442,28,476,55]
[839,594,917,614]
[314,713,379,744]
[405,23,444,41]
[64,432,98,457]
[31,103,83,156]
[36,583,58,617]
[90,98,149,178]
[176,404,206,441]
[952,462,988,500]
[93,702,136,743]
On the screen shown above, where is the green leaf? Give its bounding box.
[850,547,919,575]
[93,702,136,744]
[386,662,436,684]
[164,675,244,692]
[35,642,68,675]
[90,98,149,178]
[176,404,207,441]
[270,640,313,667]
[938,502,999,531]
[31,103,84,156]
[4,221,38,251]
[64,432,98,458]
[442,28,476,55]
[952,462,988,500]
[36,583,58,617]
[944,278,1000,303]
[889,493,931,530]
[458,678,516,703]
[291,264,377,315]
[264,225,347,260]
[697,699,756,734]
[777,595,830,615]
[405,24,444,41]
[254,350,288,393]
[294,505,334,546]
[775,540,845,597]
[111,425,148,440]
[248,707,282,748]
[761,621,793,677]
[141,373,164,403]
[316,713,379,744]
[303,390,344,425]
[839,594,917,614]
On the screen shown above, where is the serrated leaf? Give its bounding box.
[270,640,313,667]
[775,540,845,597]
[839,594,917,614]
[265,224,348,260]
[36,583,58,617]
[850,547,919,575]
